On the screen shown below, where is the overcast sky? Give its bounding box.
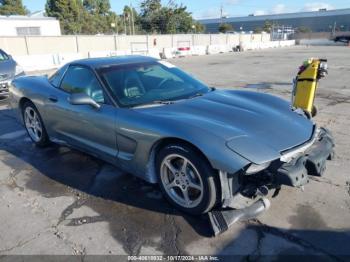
[23,0,350,19]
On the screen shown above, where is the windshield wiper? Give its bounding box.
[188,88,216,100]
[152,100,174,105]
[132,100,174,108]
[189,93,204,98]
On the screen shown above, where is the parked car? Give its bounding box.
[333,35,350,44]
[9,56,334,215]
[0,49,24,97]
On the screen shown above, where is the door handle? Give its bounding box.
[48,95,58,103]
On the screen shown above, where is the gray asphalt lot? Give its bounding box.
[0,46,350,259]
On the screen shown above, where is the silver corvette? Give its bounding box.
[9,56,334,215]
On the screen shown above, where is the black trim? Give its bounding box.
[297,78,317,82]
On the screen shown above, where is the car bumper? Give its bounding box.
[275,127,334,187]
[210,127,335,235]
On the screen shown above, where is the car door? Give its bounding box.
[44,65,118,163]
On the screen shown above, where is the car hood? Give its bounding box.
[138,89,314,164]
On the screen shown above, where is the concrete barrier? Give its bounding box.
[88,50,114,58]
[14,54,56,71]
[58,53,84,65]
[298,39,344,46]
[240,42,252,51]
[14,52,83,71]
[147,48,161,59]
[191,45,206,56]
[219,45,232,53]
[162,47,176,59]
[176,47,191,57]
[114,50,132,56]
[2,35,297,71]
[206,45,221,55]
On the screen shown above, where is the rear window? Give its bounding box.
[49,65,68,87]
[0,50,9,62]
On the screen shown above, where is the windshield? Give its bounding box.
[98,61,210,107]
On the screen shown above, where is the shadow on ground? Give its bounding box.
[0,107,213,255]
[218,222,350,261]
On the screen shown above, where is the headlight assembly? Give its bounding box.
[245,161,271,175]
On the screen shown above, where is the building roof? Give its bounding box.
[28,10,46,18]
[199,8,350,24]
[72,56,158,69]
[0,11,57,21]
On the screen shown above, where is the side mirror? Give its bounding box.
[68,93,101,110]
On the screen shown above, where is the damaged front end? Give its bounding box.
[209,127,335,236]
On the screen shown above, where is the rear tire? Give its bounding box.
[156,143,218,215]
[22,101,50,147]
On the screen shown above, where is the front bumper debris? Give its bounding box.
[276,127,334,187]
[276,156,309,187]
[209,198,270,236]
[0,81,11,96]
[209,127,334,236]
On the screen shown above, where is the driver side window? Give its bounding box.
[60,66,105,103]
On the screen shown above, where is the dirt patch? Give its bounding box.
[288,204,329,230]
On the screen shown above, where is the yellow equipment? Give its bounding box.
[292,58,328,118]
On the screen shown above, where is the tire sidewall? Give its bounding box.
[156,144,218,215]
[22,101,49,147]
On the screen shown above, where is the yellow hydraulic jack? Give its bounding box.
[292,58,328,118]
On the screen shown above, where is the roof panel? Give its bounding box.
[73,55,158,68]
[199,8,350,24]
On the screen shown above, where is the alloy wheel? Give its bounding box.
[24,106,43,142]
[160,154,204,208]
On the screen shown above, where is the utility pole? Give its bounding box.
[332,21,337,37]
[123,13,127,35]
[131,3,135,35]
[128,13,132,36]
[116,16,119,35]
[220,3,223,24]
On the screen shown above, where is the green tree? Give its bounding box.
[140,0,161,15]
[46,0,84,34]
[139,0,195,34]
[46,0,118,35]
[194,22,206,33]
[262,20,278,33]
[218,23,233,33]
[0,0,27,15]
[121,5,140,35]
[139,0,161,33]
[253,27,263,33]
[82,0,117,34]
[173,5,193,33]
[81,0,117,34]
[83,0,110,14]
[297,26,312,33]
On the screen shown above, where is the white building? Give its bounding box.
[0,12,61,36]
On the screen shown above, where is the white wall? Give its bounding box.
[0,18,61,36]
[0,34,295,71]
[298,39,346,46]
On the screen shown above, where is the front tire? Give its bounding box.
[156,143,218,215]
[22,101,50,147]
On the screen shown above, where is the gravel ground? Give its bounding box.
[0,46,349,260]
